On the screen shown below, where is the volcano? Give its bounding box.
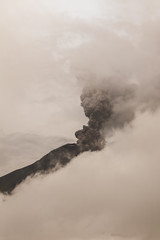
[0,87,112,194]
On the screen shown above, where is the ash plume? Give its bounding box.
[75,80,138,151]
[75,87,112,151]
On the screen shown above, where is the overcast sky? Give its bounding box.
[1,1,160,239]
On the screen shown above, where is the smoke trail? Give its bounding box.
[75,87,112,151]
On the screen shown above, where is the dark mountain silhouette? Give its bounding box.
[0,144,80,194]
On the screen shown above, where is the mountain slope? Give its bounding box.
[0,143,80,194]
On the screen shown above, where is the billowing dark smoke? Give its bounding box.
[75,81,137,151]
[75,87,112,151]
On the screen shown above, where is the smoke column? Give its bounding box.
[75,80,138,151]
[75,87,112,151]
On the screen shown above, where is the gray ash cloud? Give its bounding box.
[75,87,112,151]
[75,81,137,152]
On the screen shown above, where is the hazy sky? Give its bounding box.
[1,0,160,239]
